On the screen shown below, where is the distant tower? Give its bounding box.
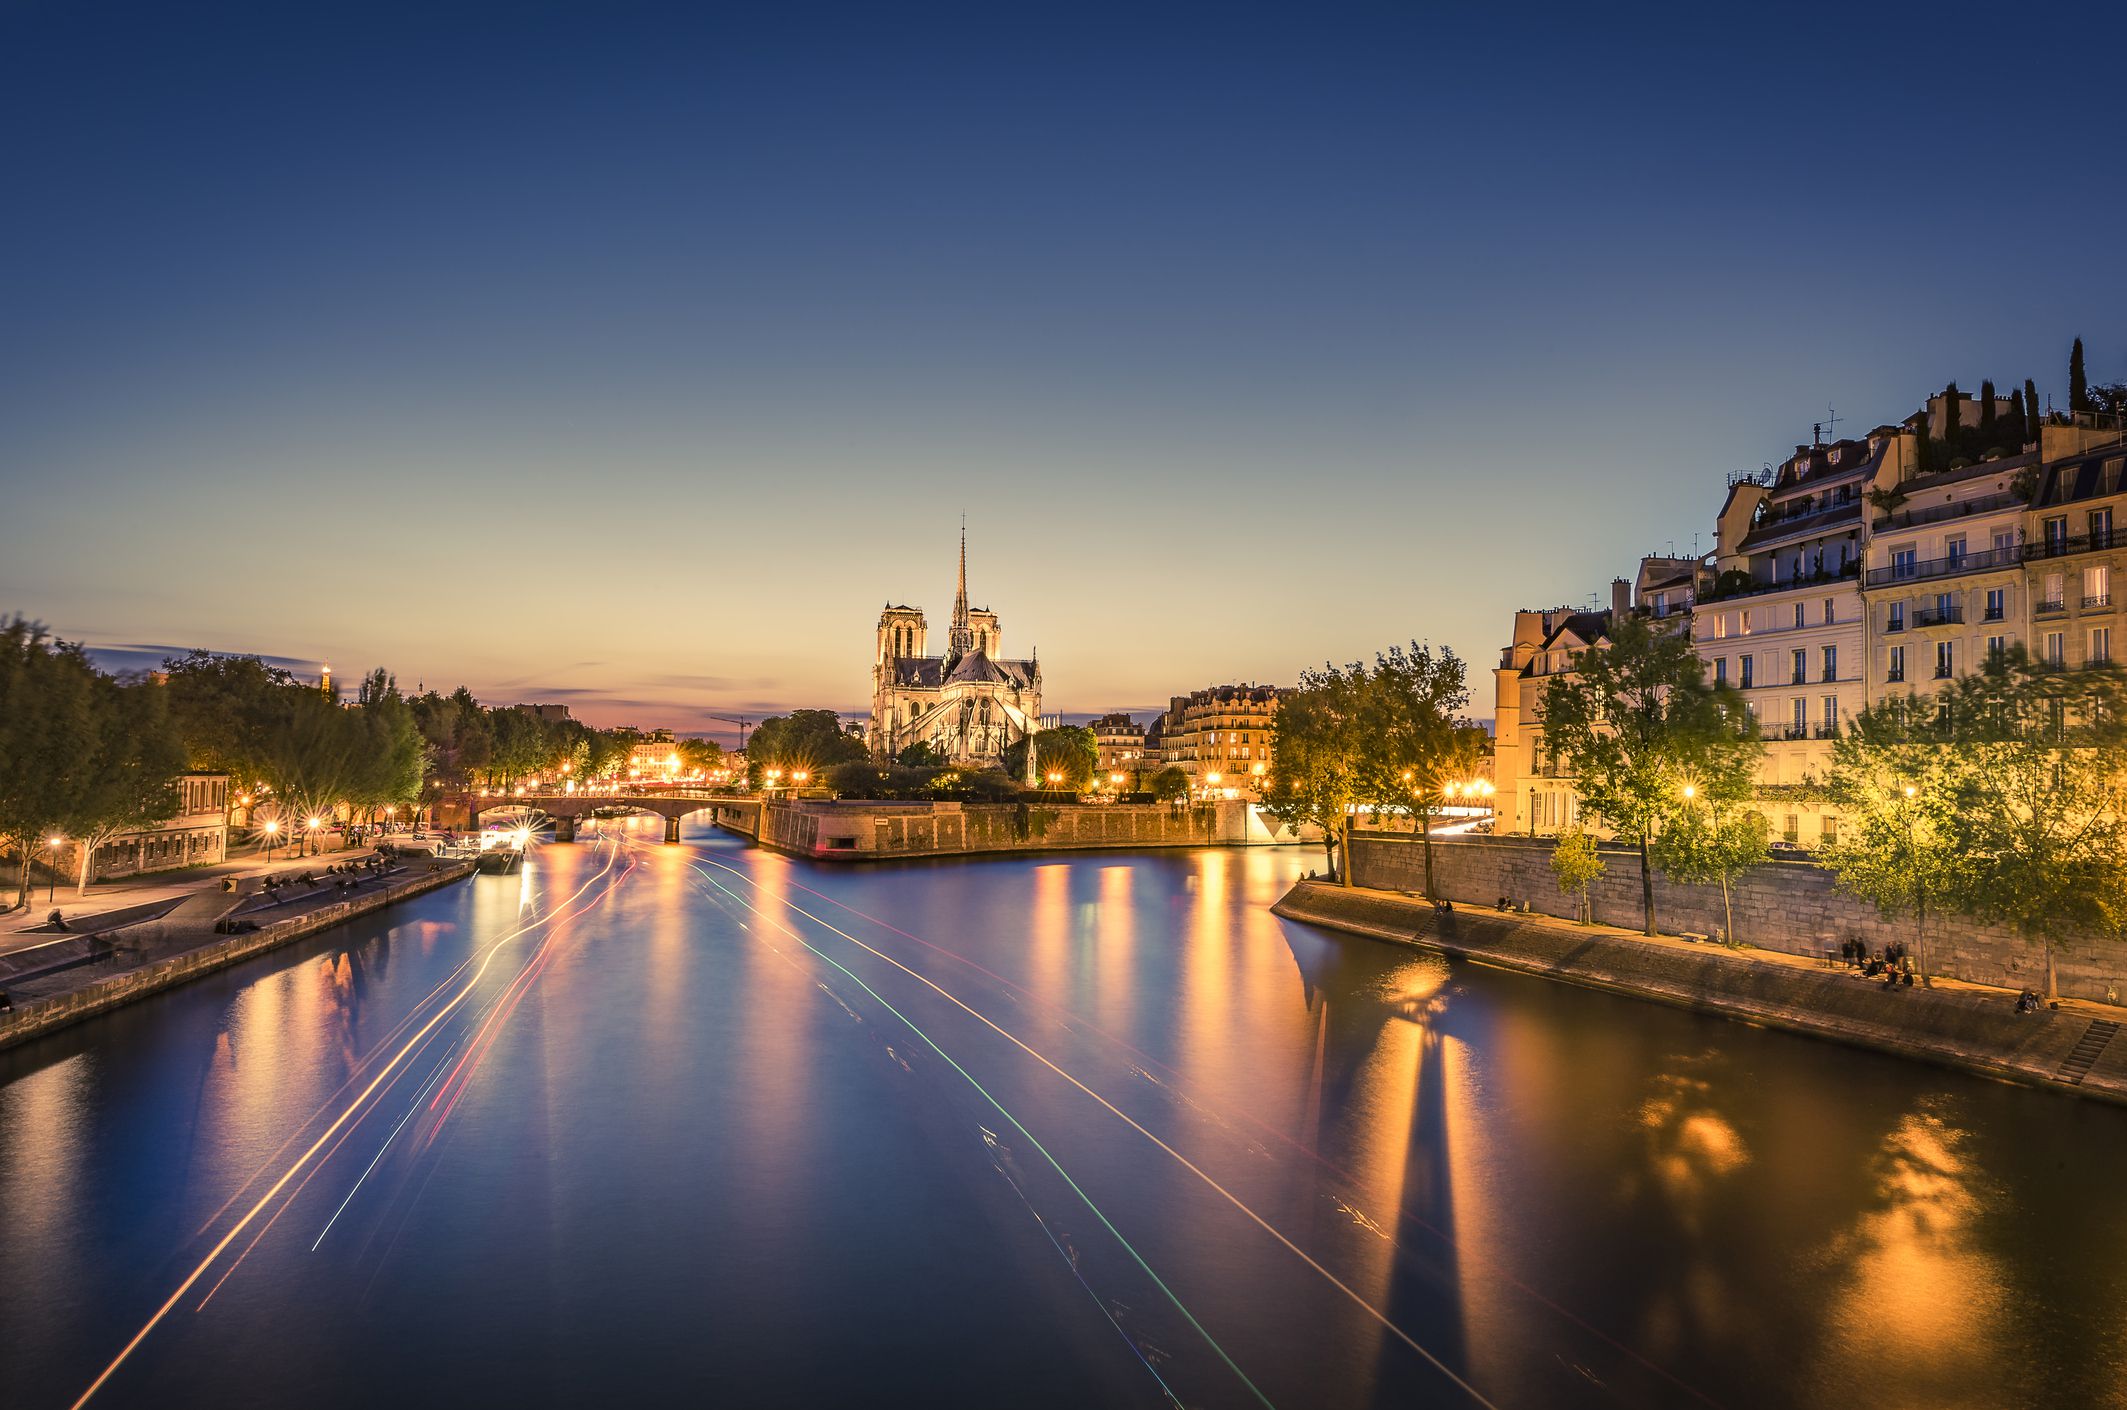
[320,663,333,697]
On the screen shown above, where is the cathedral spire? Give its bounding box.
[949,519,974,659]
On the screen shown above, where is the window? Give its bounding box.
[1987,635,2006,661]
[1887,602,1905,632]
[1822,645,1837,680]
[2085,565,2111,608]
[1653,592,1669,618]
[2043,573,2066,611]
[1793,603,1805,628]
[1823,598,1836,624]
[1821,816,1838,843]
[1822,695,1837,729]
[1714,614,1730,640]
[1993,529,2017,557]
[2046,632,2065,666]
[1887,645,1905,683]
[2044,516,2068,553]
[2095,507,2116,549]
[1783,815,1800,844]
[1935,641,1954,679]
[1934,592,1955,619]
[2093,628,2114,665]
[1892,547,1917,578]
[1945,534,1967,567]
[1740,610,1753,635]
[1714,657,1728,685]
[1790,697,1806,734]
[1985,587,2005,621]
[1791,648,1807,684]
[1740,655,1754,688]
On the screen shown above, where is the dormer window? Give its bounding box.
[1828,447,1843,465]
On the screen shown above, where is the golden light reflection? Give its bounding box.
[1809,1100,2008,1400]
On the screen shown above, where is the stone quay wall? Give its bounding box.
[0,860,477,1052]
[1274,882,2127,1106]
[1348,832,2126,1002]
[752,800,1234,861]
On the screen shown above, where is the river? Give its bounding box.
[4,820,2125,1409]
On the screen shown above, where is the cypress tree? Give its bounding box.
[1943,381,1962,440]
[2007,388,2027,446]
[1979,379,1998,440]
[2025,378,2042,436]
[2070,337,2090,413]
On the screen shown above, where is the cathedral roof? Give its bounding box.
[942,650,1037,688]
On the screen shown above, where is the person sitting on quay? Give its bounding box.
[47,909,68,932]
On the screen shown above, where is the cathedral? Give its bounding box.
[869,531,1043,766]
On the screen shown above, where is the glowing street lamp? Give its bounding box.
[262,819,280,862]
[45,834,63,902]
[791,770,810,786]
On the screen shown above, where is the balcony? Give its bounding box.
[1933,667,1953,679]
[1702,562,1861,603]
[2086,594,2114,610]
[1865,542,2023,587]
[1884,616,1906,633]
[2029,527,2123,561]
[1886,670,1905,683]
[2036,598,2067,616]
[1914,605,1964,628]
[1982,607,2005,621]
[1814,723,1841,739]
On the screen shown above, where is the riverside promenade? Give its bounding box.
[0,847,477,1051]
[1276,880,2127,1106]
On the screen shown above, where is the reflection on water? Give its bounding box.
[2,830,2125,1410]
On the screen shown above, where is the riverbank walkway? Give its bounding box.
[1277,881,2127,1104]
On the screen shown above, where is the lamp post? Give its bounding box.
[45,835,63,903]
[262,820,280,862]
[305,816,321,858]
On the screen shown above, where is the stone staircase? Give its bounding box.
[2057,1019,2121,1086]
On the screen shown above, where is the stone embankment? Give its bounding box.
[748,798,1298,861]
[1274,881,2127,1107]
[0,859,476,1052]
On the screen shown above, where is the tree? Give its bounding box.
[1652,787,1769,945]
[1360,643,1481,897]
[1146,765,1191,806]
[1942,650,2127,999]
[677,737,726,776]
[2007,388,2028,446]
[1550,827,1605,925]
[1540,613,1763,935]
[1002,725,1096,788]
[2070,336,2090,414]
[1943,380,1962,440]
[0,619,102,910]
[895,740,949,768]
[1264,661,1369,883]
[2026,378,2043,432]
[1819,693,1974,987]
[746,710,868,788]
[1978,379,1998,441]
[62,674,187,895]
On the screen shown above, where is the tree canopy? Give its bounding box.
[746,710,869,787]
[1540,613,1762,935]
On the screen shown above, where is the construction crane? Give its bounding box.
[708,714,752,749]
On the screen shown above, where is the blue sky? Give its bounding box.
[4,1,2124,739]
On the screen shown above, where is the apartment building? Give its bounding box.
[1864,453,2034,699]
[2026,439,2127,670]
[1090,712,1150,785]
[1149,685,1280,797]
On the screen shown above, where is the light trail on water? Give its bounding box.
[671,843,1501,1410]
[748,857,1721,1409]
[66,841,632,1410]
[642,838,1277,1410]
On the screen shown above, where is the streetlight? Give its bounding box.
[305,816,321,857]
[1898,783,1931,987]
[791,770,809,787]
[45,835,63,903]
[262,819,280,861]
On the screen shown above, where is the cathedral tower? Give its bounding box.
[947,525,975,661]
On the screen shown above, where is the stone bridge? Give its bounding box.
[448,790,762,844]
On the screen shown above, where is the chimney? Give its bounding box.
[1610,578,1631,618]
